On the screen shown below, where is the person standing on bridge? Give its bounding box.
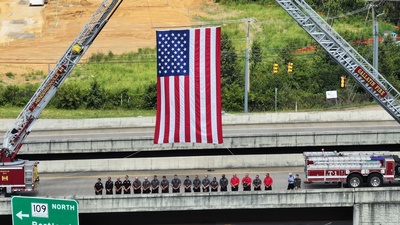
[171,174,181,193]
[287,173,295,190]
[114,177,123,194]
[94,178,103,195]
[142,177,151,194]
[193,175,201,193]
[242,173,252,191]
[202,175,210,192]
[105,176,113,195]
[220,174,228,192]
[252,175,262,191]
[161,175,169,193]
[123,175,131,194]
[264,173,273,191]
[294,174,301,190]
[210,177,219,192]
[230,174,240,191]
[183,175,192,193]
[133,177,142,194]
[151,175,160,194]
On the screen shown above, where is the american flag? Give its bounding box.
[154,27,223,144]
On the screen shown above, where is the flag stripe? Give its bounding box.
[215,27,222,143]
[194,29,201,143]
[154,77,162,143]
[184,75,190,142]
[189,29,196,143]
[210,28,217,144]
[173,75,180,142]
[205,28,212,143]
[154,27,223,144]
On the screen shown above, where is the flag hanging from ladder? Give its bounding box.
[154,27,223,144]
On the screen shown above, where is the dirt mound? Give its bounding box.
[0,0,216,82]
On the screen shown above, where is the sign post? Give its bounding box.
[12,196,79,225]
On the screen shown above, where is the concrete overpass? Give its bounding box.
[1,106,399,156]
[1,188,399,224]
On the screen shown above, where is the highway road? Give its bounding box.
[30,166,400,197]
[23,120,400,141]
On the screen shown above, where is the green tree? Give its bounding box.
[221,32,243,111]
[53,84,84,110]
[85,79,106,109]
[250,40,262,71]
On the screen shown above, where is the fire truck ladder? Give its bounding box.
[1,0,123,162]
[276,0,400,123]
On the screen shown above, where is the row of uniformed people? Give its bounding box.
[94,173,274,195]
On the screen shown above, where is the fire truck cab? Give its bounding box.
[304,151,400,188]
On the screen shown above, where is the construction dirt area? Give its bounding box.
[0,0,218,84]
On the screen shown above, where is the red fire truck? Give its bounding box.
[304,151,400,188]
[0,0,122,196]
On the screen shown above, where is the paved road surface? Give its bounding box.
[32,166,400,197]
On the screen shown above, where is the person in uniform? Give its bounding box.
[230,174,239,191]
[114,177,123,194]
[202,175,210,192]
[242,173,252,191]
[133,177,142,194]
[210,177,219,192]
[171,174,181,193]
[264,173,273,191]
[294,174,301,190]
[105,176,113,195]
[142,177,151,194]
[183,175,192,193]
[151,175,160,194]
[193,175,201,193]
[252,175,262,191]
[220,174,228,192]
[123,175,131,194]
[161,175,169,193]
[287,173,295,190]
[94,178,103,195]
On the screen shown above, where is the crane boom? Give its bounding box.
[0,0,123,163]
[276,0,400,123]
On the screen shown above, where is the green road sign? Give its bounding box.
[11,196,79,225]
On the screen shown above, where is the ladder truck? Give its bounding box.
[0,0,123,196]
[304,151,400,188]
[276,0,400,123]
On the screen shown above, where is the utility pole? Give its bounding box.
[367,0,398,74]
[244,18,253,114]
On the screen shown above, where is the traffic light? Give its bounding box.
[287,62,293,73]
[273,63,278,74]
[340,76,345,88]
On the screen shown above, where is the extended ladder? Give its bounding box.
[276,0,400,123]
[1,0,123,162]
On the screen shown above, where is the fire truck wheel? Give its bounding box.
[347,174,363,188]
[367,174,383,187]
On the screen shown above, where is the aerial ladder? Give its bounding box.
[276,0,400,123]
[0,0,123,195]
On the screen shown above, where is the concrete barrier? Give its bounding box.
[2,187,400,225]
[0,107,393,131]
[0,188,355,215]
[38,154,304,173]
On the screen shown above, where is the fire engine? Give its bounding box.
[0,0,123,196]
[304,151,400,188]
